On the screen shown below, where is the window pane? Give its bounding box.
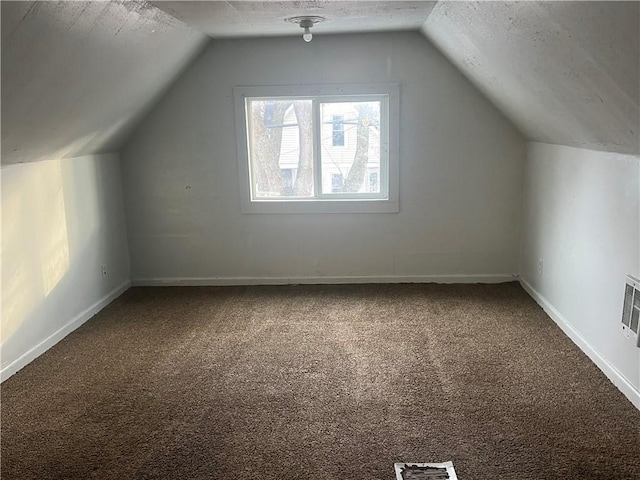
[248,99,314,198]
[320,101,381,195]
[332,115,345,146]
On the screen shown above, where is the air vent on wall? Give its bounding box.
[621,275,640,347]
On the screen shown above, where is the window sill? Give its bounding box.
[240,199,399,214]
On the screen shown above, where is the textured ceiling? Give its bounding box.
[151,0,640,155]
[150,1,437,37]
[2,1,637,163]
[421,1,640,155]
[1,1,207,165]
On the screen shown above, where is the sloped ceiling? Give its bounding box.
[421,1,640,155]
[3,1,638,163]
[1,1,208,165]
[149,1,437,37]
[149,0,640,156]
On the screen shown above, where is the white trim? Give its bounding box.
[1,281,131,382]
[520,277,640,411]
[132,274,516,287]
[238,198,400,214]
[233,83,400,214]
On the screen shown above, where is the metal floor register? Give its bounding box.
[394,462,458,480]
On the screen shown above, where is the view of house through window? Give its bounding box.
[331,114,345,147]
[245,96,386,201]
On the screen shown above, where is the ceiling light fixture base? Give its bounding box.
[285,16,326,43]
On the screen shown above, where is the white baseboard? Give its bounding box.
[1,280,131,382]
[520,278,640,410]
[132,274,517,287]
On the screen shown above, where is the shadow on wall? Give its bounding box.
[1,156,107,369]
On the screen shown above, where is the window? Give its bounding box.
[234,84,399,214]
[282,168,294,196]
[368,171,379,193]
[331,173,344,193]
[332,115,345,147]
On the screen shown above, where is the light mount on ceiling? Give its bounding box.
[286,16,325,43]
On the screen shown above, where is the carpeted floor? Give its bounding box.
[2,283,639,479]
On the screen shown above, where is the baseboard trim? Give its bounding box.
[520,277,640,410]
[1,280,131,382]
[132,274,517,287]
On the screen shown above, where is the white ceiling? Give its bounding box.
[422,1,639,155]
[1,1,207,165]
[151,0,640,155]
[150,1,437,37]
[2,1,638,163]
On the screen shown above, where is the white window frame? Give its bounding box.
[234,83,399,214]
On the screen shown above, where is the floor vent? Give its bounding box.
[394,462,458,480]
[621,275,640,346]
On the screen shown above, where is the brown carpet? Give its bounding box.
[2,283,639,479]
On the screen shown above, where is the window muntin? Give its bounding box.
[244,95,388,202]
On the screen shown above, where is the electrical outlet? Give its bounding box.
[537,259,544,275]
[101,264,107,278]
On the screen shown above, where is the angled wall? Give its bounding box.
[520,143,640,407]
[1,1,207,165]
[422,1,639,155]
[420,0,640,408]
[1,0,207,379]
[121,32,526,284]
[1,154,130,379]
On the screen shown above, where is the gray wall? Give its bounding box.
[520,142,640,406]
[122,32,526,283]
[1,154,130,378]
